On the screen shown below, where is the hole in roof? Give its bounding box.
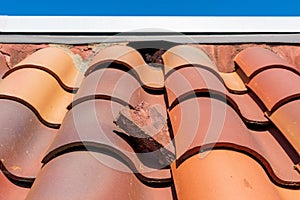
[128,41,178,67]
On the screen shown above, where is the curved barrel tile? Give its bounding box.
[234,47,299,80]
[163,45,217,74]
[229,93,268,124]
[247,68,300,113]
[0,68,73,127]
[4,47,83,91]
[45,100,172,179]
[71,68,146,108]
[0,173,29,200]
[219,72,247,92]
[86,45,164,89]
[248,129,300,182]
[165,66,227,107]
[169,98,257,156]
[0,100,57,179]
[163,45,247,93]
[26,152,173,200]
[69,68,167,126]
[169,98,300,183]
[172,150,300,200]
[165,67,267,126]
[268,100,300,154]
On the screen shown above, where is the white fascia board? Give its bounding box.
[0,16,300,33]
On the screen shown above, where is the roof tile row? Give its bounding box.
[0,44,299,199]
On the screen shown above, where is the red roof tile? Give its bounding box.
[234,47,299,80]
[4,47,83,92]
[87,45,164,89]
[0,68,74,127]
[0,99,56,179]
[172,150,291,200]
[26,152,173,200]
[268,100,300,154]
[247,69,300,113]
[0,172,29,200]
[0,43,299,199]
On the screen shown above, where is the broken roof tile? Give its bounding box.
[46,98,173,174]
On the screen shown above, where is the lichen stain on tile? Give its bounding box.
[10,165,21,171]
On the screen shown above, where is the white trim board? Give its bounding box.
[1,16,300,33]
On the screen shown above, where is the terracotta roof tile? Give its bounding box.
[172,150,297,200]
[0,99,56,179]
[0,172,29,200]
[87,45,164,89]
[72,68,145,107]
[247,69,300,113]
[3,47,83,92]
[164,45,247,94]
[45,100,172,175]
[228,94,268,123]
[0,68,74,127]
[234,47,299,80]
[0,43,300,199]
[268,100,300,154]
[169,97,300,183]
[26,152,173,200]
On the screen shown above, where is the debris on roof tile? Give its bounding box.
[114,102,175,166]
[0,43,300,200]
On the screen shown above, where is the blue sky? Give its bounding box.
[0,0,299,16]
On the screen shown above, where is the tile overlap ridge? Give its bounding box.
[163,45,300,190]
[2,47,83,93]
[37,45,173,190]
[1,44,300,199]
[235,47,300,160]
[163,45,269,129]
[0,47,82,128]
[0,47,83,191]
